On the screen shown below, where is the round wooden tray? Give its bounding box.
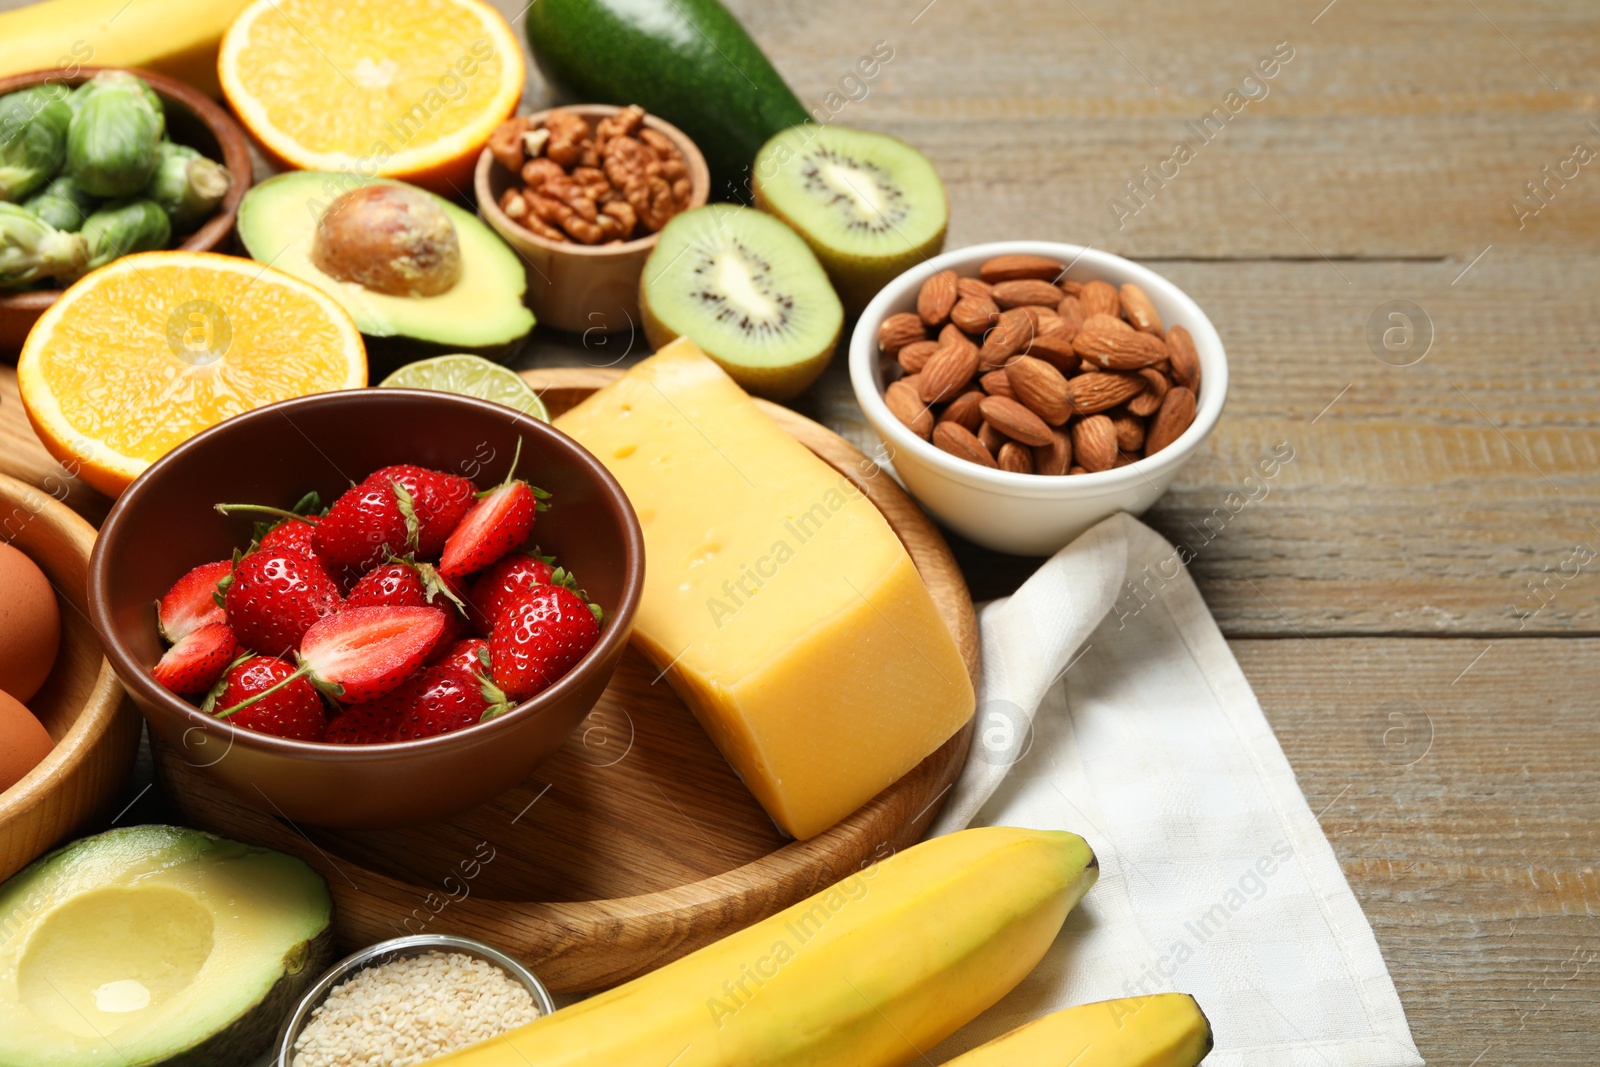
[155,367,978,992]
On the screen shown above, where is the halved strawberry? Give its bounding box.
[206,655,327,741]
[314,477,418,572]
[224,548,343,657]
[465,551,575,635]
[152,621,239,696]
[439,441,549,581]
[392,661,510,741]
[157,560,232,643]
[489,585,600,701]
[369,465,476,559]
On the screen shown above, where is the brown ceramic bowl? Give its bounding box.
[0,472,142,881]
[88,389,644,829]
[0,65,253,356]
[475,104,710,335]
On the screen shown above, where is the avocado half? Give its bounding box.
[237,171,535,362]
[0,825,334,1067]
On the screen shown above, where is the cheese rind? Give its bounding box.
[557,341,973,839]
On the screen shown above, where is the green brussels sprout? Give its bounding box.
[79,197,171,272]
[69,71,164,121]
[0,202,88,287]
[142,141,232,231]
[66,74,165,198]
[0,85,73,203]
[22,175,97,232]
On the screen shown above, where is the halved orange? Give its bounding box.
[218,0,524,195]
[18,251,366,497]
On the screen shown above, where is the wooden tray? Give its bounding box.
[155,367,978,992]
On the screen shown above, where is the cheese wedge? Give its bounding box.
[556,340,974,839]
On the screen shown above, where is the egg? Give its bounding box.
[0,689,53,792]
[0,541,60,701]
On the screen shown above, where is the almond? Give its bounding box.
[1061,279,1084,297]
[1166,324,1201,391]
[979,307,1035,368]
[1005,356,1072,425]
[939,389,985,432]
[1115,450,1140,468]
[950,296,1000,335]
[917,269,959,327]
[878,312,926,355]
[979,369,1014,398]
[1069,465,1088,475]
[978,395,1053,447]
[1111,411,1146,451]
[884,379,933,439]
[898,339,940,374]
[997,441,1034,474]
[979,253,1064,283]
[1025,333,1080,373]
[1073,313,1168,370]
[933,422,998,468]
[1068,371,1146,415]
[938,321,968,347]
[918,338,981,403]
[1071,415,1118,472]
[1056,294,1085,331]
[977,420,1008,454]
[1146,386,1196,456]
[992,279,1067,309]
[1079,279,1121,319]
[1126,368,1169,416]
[956,276,994,301]
[1033,427,1073,475]
[1119,282,1164,334]
[1034,309,1071,338]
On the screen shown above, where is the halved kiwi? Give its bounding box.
[753,124,948,314]
[639,204,843,400]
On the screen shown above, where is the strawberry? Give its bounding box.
[206,655,327,741]
[258,514,320,559]
[433,637,491,676]
[439,441,549,581]
[369,465,476,559]
[465,552,576,635]
[489,585,601,701]
[152,621,239,696]
[393,661,510,741]
[347,558,469,641]
[325,695,405,745]
[314,476,418,572]
[223,548,342,657]
[156,559,232,642]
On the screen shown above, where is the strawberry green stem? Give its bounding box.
[212,661,317,719]
[214,503,316,524]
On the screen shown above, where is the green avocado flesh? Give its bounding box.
[0,825,333,1067]
[753,125,948,313]
[237,171,534,350]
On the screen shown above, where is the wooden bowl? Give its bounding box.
[0,471,142,883]
[0,66,254,356]
[154,368,979,991]
[90,388,645,829]
[475,104,710,335]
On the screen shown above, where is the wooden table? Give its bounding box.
[2,1,1596,1062]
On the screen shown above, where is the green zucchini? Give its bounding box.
[525,0,808,195]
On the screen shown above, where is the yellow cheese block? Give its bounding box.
[556,340,974,839]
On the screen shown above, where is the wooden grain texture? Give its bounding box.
[157,379,979,992]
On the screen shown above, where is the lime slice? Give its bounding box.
[380,354,549,422]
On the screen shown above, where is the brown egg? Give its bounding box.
[0,690,52,792]
[0,541,61,701]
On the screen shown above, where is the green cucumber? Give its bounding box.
[525,0,808,195]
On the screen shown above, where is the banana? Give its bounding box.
[941,994,1213,1067]
[424,826,1097,1067]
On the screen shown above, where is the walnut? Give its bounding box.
[498,187,529,220]
[594,104,645,150]
[543,109,589,166]
[601,198,637,236]
[520,158,565,192]
[489,116,534,174]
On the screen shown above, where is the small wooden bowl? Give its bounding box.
[0,66,254,356]
[475,104,710,335]
[0,471,142,883]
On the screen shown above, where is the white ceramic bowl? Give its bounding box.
[850,241,1228,556]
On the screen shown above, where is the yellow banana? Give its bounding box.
[425,826,1097,1067]
[0,0,254,97]
[942,994,1213,1067]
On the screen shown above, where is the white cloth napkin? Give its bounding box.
[924,513,1422,1067]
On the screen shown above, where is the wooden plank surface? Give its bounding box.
[0,0,1596,1061]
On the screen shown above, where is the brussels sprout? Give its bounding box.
[69,71,164,122]
[0,202,88,287]
[66,74,165,198]
[0,85,73,203]
[79,197,171,272]
[22,175,97,232]
[142,141,231,231]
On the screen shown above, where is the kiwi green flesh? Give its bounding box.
[640,205,842,399]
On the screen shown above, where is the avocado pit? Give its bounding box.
[311,184,462,297]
